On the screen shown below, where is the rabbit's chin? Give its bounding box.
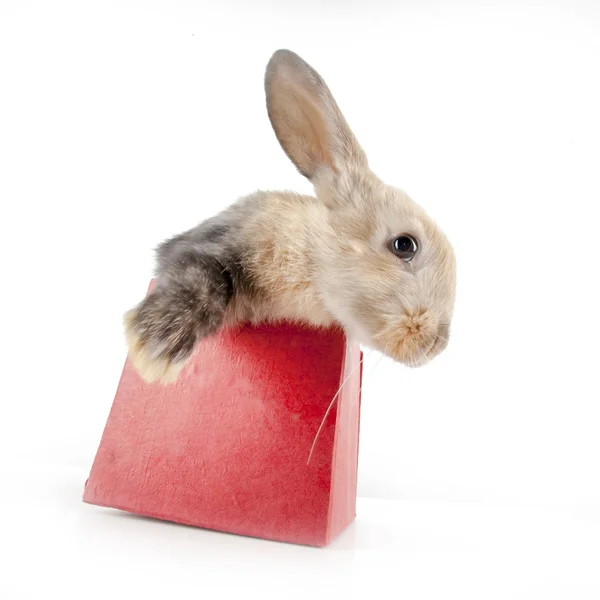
[337,314,444,367]
[371,312,449,368]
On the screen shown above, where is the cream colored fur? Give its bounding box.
[125,49,456,382]
[232,49,456,367]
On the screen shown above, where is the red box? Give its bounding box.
[84,321,362,546]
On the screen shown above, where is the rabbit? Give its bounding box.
[124,49,457,384]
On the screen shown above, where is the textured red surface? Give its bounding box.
[84,322,362,547]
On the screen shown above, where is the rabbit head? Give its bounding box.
[265,50,456,366]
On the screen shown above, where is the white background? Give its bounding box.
[1,0,600,598]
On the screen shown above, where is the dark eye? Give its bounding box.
[390,235,419,262]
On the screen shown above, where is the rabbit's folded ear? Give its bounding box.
[265,49,367,181]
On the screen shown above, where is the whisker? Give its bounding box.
[307,327,452,462]
[306,347,372,465]
[351,350,387,408]
[369,350,387,376]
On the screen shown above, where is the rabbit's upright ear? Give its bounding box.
[265,50,367,181]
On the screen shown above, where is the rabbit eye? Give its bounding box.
[390,235,418,262]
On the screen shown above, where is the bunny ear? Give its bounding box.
[265,49,367,181]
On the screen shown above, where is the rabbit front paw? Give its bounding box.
[123,286,205,384]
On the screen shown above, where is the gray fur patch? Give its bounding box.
[136,194,267,364]
[131,253,232,363]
